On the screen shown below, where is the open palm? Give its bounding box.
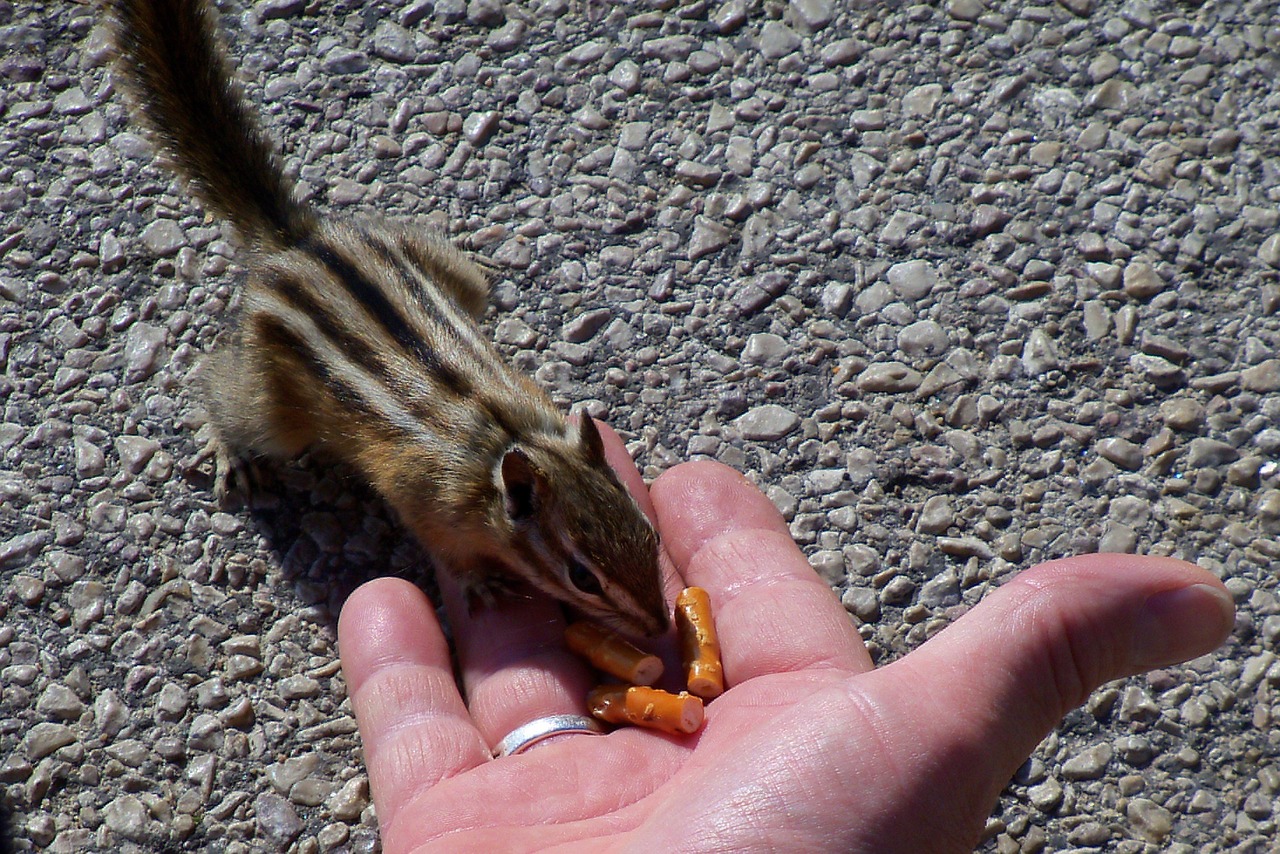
[339,427,1234,853]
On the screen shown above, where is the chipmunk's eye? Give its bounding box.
[567,558,603,597]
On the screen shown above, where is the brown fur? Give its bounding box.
[112,0,669,636]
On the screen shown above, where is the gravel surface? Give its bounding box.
[3,0,1280,850]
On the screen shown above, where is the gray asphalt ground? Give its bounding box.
[2,0,1279,850]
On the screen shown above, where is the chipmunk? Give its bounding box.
[111,0,669,637]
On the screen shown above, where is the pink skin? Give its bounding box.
[338,422,1235,854]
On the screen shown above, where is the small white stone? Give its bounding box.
[734,405,800,441]
[1021,329,1059,375]
[103,794,150,841]
[903,83,944,117]
[124,323,167,382]
[856,362,922,393]
[917,495,954,535]
[24,723,76,760]
[886,259,939,300]
[1122,262,1164,298]
[741,333,789,365]
[1062,743,1112,780]
[791,0,834,30]
[688,216,732,260]
[759,21,801,59]
[462,110,501,145]
[1258,234,1280,268]
[140,220,186,256]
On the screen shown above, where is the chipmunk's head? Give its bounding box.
[497,417,669,637]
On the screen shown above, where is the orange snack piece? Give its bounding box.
[587,685,705,735]
[675,586,724,699]
[565,621,664,686]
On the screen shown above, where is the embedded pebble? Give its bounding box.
[279,674,321,699]
[937,537,992,559]
[1029,777,1064,812]
[1186,438,1239,468]
[562,309,611,343]
[1096,437,1143,470]
[327,777,370,822]
[1062,744,1113,780]
[1127,798,1175,842]
[36,684,85,721]
[791,0,834,30]
[1241,359,1280,392]
[917,495,954,534]
[688,216,732,260]
[102,794,149,840]
[856,362,922,393]
[123,323,167,381]
[758,21,801,59]
[1122,263,1165,298]
[115,435,161,474]
[733,405,800,441]
[462,111,501,145]
[1099,523,1137,553]
[268,754,322,793]
[918,571,959,608]
[24,723,76,760]
[255,792,304,844]
[1021,330,1060,376]
[947,0,982,21]
[886,260,939,300]
[897,321,948,358]
[323,48,369,75]
[742,333,789,365]
[1159,398,1204,431]
[140,220,186,256]
[1260,235,1280,268]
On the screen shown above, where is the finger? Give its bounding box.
[849,554,1236,849]
[441,572,597,750]
[650,461,873,682]
[337,578,490,836]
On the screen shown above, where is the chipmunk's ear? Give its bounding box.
[577,414,606,465]
[501,447,546,520]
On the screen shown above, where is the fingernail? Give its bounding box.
[1132,584,1235,668]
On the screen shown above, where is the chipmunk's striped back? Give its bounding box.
[238,220,558,465]
[111,0,669,637]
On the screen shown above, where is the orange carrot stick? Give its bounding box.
[587,685,705,735]
[676,587,724,699]
[565,621,664,686]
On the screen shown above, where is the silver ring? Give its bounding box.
[494,714,605,758]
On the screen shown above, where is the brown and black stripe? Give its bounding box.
[244,221,563,456]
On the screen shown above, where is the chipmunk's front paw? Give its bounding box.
[211,440,269,505]
[459,569,531,616]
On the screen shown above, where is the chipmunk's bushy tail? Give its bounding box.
[112,0,314,245]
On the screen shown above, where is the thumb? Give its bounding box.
[855,555,1235,851]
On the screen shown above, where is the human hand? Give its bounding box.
[338,425,1235,853]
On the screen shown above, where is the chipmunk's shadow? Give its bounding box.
[213,452,445,636]
[0,793,13,854]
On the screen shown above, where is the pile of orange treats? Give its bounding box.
[565,587,723,735]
